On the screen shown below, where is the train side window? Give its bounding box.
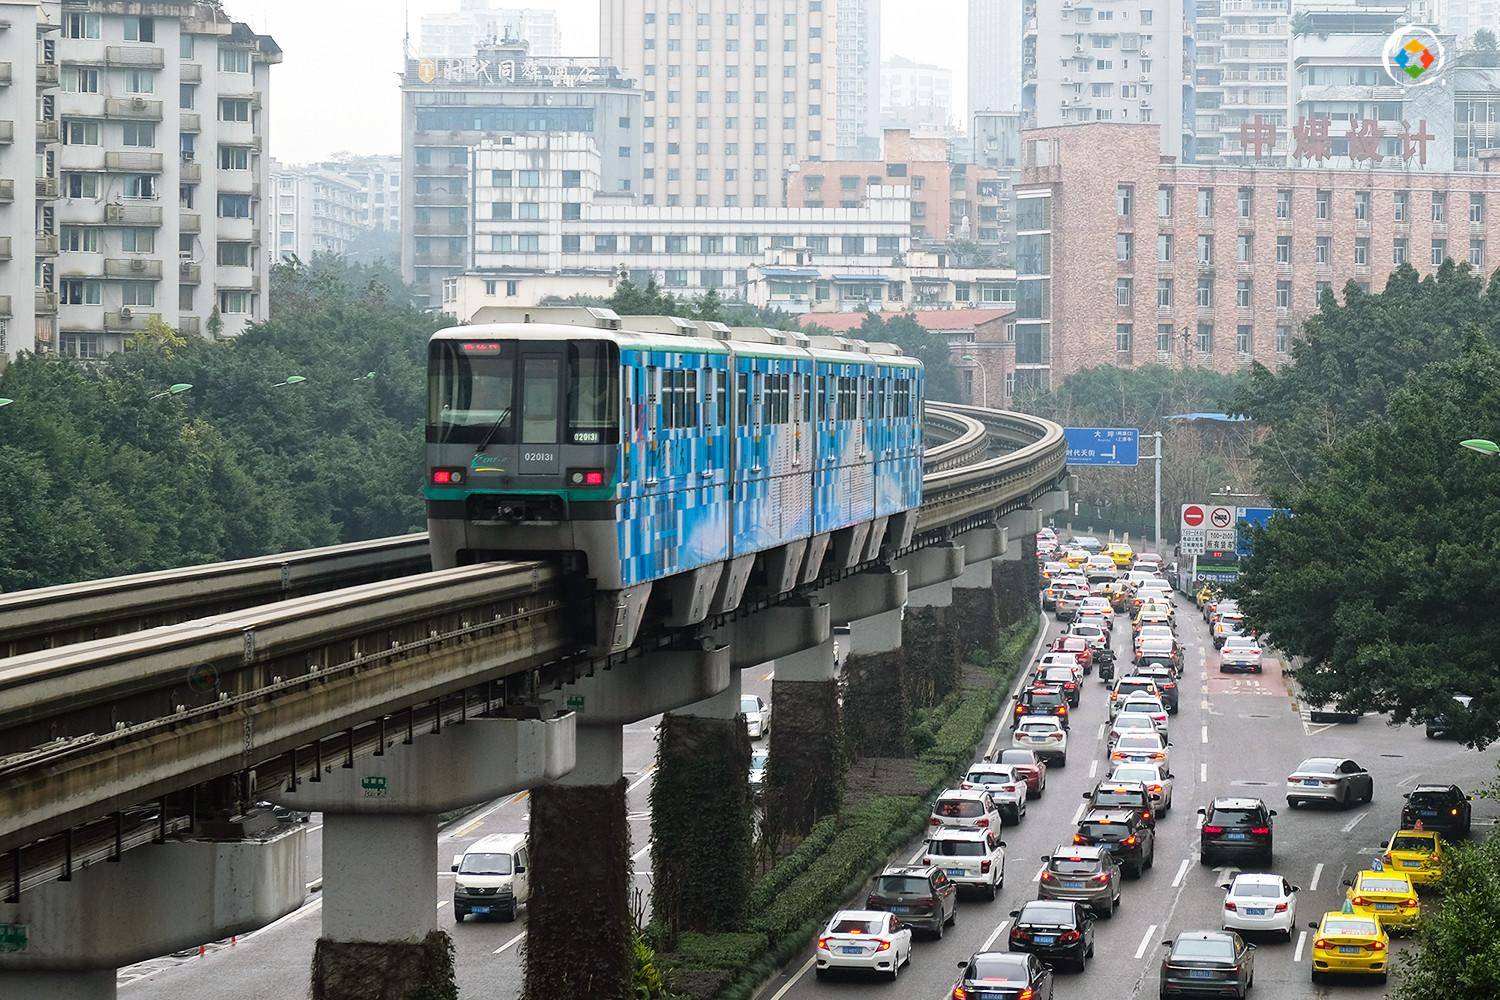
[716,370,728,426]
[684,369,698,428]
[737,372,750,427]
[647,366,660,431]
[802,373,812,423]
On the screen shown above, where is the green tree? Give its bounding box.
[841,312,961,402]
[1462,28,1500,67]
[1395,832,1500,999]
[1235,337,1500,745]
[125,315,189,358]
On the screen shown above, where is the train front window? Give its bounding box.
[567,342,619,444]
[429,341,515,444]
[522,357,561,444]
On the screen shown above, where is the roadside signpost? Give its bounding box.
[1180,504,1207,555]
[1236,507,1292,557]
[1064,427,1141,467]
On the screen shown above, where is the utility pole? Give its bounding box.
[1145,431,1165,553]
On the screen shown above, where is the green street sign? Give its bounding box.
[360,775,389,798]
[0,923,28,953]
[565,695,586,712]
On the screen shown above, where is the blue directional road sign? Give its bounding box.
[1235,506,1292,557]
[1064,427,1140,467]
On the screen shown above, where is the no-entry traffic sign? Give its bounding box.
[1182,504,1205,528]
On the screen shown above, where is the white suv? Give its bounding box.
[960,763,1028,824]
[925,825,1007,899]
[1012,716,1068,766]
[930,788,1004,832]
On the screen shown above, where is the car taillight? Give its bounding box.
[1122,836,1138,846]
[1017,990,1035,1000]
[1275,902,1289,913]
[981,860,992,873]
[1370,941,1387,951]
[1091,873,1111,884]
[1203,825,1224,834]
[875,939,891,952]
[916,897,935,908]
[1073,834,1086,844]
[1051,733,1065,740]
[960,782,974,790]
[1352,896,1368,905]
[1315,938,1330,949]
[1040,870,1054,881]
[930,817,942,826]
[1404,897,1418,907]
[952,988,969,1000]
[923,857,932,865]
[1059,929,1081,944]
[1142,810,1152,820]
[977,818,990,827]
[1224,901,1237,911]
[1251,826,1271,835]
[817,936,830,950]
[1149,784,1163,793]
[866,894,879,907]
[1452,808,1461,816]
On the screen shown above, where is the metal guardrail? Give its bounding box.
[917,403,1068,535]
[922,404,989,473]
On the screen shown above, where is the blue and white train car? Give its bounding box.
[425,307,923,653]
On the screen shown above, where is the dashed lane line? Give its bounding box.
[1096,722,1106,741]
[1200,762,1208,782]
[767,956,817,1000]
[1032,864,1046,883]
[1071,801,1087,824]
[1294,930,1307,963]
[1342,812,1369,834]
[1171,858,1190,888]
[448,791,526,841]
[1089,759,1099,779]
[493,929,526,955]
[1134,923,1160,960]
[625,764,657,794]
[982,920,1012,952]
[630,842,652,863]
[1310,863,1324,892]
[1201,724,1209,744]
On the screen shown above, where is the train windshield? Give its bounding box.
[428,340,618,446]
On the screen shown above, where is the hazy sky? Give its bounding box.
[230,0,969,163]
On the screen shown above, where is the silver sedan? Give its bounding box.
[1286,757,1374,808]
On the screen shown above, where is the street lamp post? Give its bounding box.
[272,375,307,388]
[1461,438,1500,456]
[148,383,193,401]
[0,398,12,409]
[958,355,988,408]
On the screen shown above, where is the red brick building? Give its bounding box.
[1011,123,1500,391]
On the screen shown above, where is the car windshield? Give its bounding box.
[1360,877,1411,893]
[997,750,1035,765]
[1027,691,1065,707]
[750,751,769,768]
[875,875,930,894]
[459,852,513,875]
[739,696,760,712]
[1020,902,1076,925]
[929,840,985,857]
[1224,638,1258,651]
[1078,821,1130,840]
[967,769,1014,784]
[967,954,1030,982]
[1114,717,1158,733]
[1391,834,1437,851]
[1324,919,1378,936]
[1118,681,1157,695]
[1123,698,1163,712]
[1141,641,1173,654]
[1407,790,1453,806]
[1208,807,1261,825]
[1020,722,1060,735]
[1050,856,1103,875]
[936,799,984,818]
[1172,939,1235,962]
[1044,669,1074,683]
[1115,733,1164,749]
[1295,758,1340,775]
[830,917,880,934]
[1110,768,1158,784]
[1092,788,1146,807]
[1230,881,1280,898]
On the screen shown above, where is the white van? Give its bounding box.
[451,833,530,922]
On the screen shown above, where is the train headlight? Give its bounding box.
[569,469,606,487]
[431,468,464,485]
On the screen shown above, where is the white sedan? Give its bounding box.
[741,694,771,738]
[815,909,912,981]
[1012,716,1068,765]
[1220,872,1299,939]
[961,763,1028,823]
[1110,762,1174,813]
[1118,695,1170,736]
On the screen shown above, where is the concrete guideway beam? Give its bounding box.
[0,826,306,975]
[818,567,908,628]
[714,599,831,674]
[265,714,576,815]
[672,666,743,721]
[955,526,1008,564]
[897,542,966,602]
[542,643,731,727]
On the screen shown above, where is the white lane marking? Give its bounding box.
[1134,923,1160,960]
[493,929,526,955]
[1294,930,1307,963]
[1032,864,1046,883]
[1201,724,1209,744]
[630,843,652,863]
[625,764,657,794]
[1089,759,1099,779]
[1071,801,1087,824]
[305,823,323,834]
[1201,698,1209,711]
[763,668,776,681]
[1397,772,1422,788]
[1096,722,1106,741]
[1342,812,1369,834]
[981,920,1012,952]
[448,791,525,841]
[986,702,1013,760]
[768,956,817,1000]
[238,896,323,942]
[1200,762,1208,782]
[1197,813,1206,829]
[436,901,448,911]
[1310,863,1324,892]
[1171,858,1190,888]
[909,842,928,865]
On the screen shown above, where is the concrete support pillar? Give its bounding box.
[525,722,631,999]
[766,635,841,836]
[322,814,438,943]
[1,970,116,1000]
[841,608,911,758]
[653,671,752,934]
[954,556,1002,664]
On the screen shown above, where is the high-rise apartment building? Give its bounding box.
[1021,0,1195,161]
[968,0,1022,115]
[599,0,839,208]
[401,38,642,308]
[835,0,880,158]
[880,56,953,134]
[1194,0,1290,164]
[270,161,363,262]
[0,0,279,362]
[319,153,401,234]
[418,2,562,60]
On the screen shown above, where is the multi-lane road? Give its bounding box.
[117,671,779,999]
[761,593,1500,1000]
[120,588,1498,1000]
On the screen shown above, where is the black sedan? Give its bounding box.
[1008,900,1095,972]
[1159,931,1255,998]
[951,950,1054,999]
[1401,784,1473,838]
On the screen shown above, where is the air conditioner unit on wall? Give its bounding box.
[130,257,145,271]
[132,97,147,109]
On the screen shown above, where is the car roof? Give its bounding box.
[1173,931,1236,944]
[1095,780,1149,793]
[880,864,937,878]
[1295,757,1342,770]
[1082,807,1137,822]
[468,832,526,853]
[1050,844,1107,859]
[1230,873,1284,887]
[937,788,992,801]
[1134,663,1173,674]
[1410,783,1455,793]
[1109,765,1163,778]
[1018,715,1064,727]
[831,909,890,921]
[1210,797,1266,809]
[929,825,992,841]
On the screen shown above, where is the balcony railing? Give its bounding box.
[180,63,201,83]
[179,111,200,133]
[180,160,201,183]
[0,295,10,317]
[0,121,11,144]
[105,203,163,225]
[0,62,11,85]
[105,257,163,278]
[105,150,163,172]
[179,261,201,284]
[105,97,164,120]
[179,211,200,233]
[35,120,60,142]
[0,236,10,260]
[106,46,165,68]
[0,179,12,203]
[35,62,57,86]
[104,309,159,330]
[35,290,56,314]
[35,233,58,257]
[179,315,201,335]
[36,176,58,198]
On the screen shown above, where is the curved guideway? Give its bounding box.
[760,580,1500,1000]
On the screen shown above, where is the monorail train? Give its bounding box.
[425,307,924,653]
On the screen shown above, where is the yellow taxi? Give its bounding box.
[1382,829,1443,887]
[1063,548,1089,569]
[1105,580,1131,612]
[1106,542,1135,568]
[1308,908,1390,984]
[1196,584,1218,610]
[1344,867,1420,932]
[1133,605,1175,633]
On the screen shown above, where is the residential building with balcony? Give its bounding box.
[835,0,881,159]
[0,0,278,362]
[319,152,400,234]
[400,36,641,308]
[745,246,1016,316]
[879,55,953,135]
[1194,0,1290,164]
[969,0,1023,117]
[271,160,363,261]
[1010,122,1500,393]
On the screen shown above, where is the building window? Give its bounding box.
[1276,325,1290,354]
[1275,189,1291,220]
[842,236,866,255]
[1237,234,1252,263]
[123,16,155,41]
[1196,277,1213,308]
[219,290,251,314]
[1116,233,1133,262]
[630,235,652,253]
[664,269,688,287]
[1394,238,1408,266]
[595,235,617,252]
[1237,186,1253,218]
[218,48,251,73]
[60,279,102,305]
[1315,237,1331,265]
[517,203,540,220]
[737,235,759,254]
[124,174,156,199]
[219,146,250,170]
[492,170,512,187]
[1116,277,1132,306]
[1471,193,1486,224]
[122,123,155,148]
[1157,185,1174,218]
[517,235,540,252]
[121,281,155,307]
[491,203,512,221]
[1354,191,1370,221]
[562,202,581,221]
[1117,184,1134,215]
[216,241,251,266]
[1158,234,1173,263]
[219,98,251,123]
[1432,194,1446,223]
[1236,324,1253,355]
[217,193,250,218]
[1197,235,1213,265]
[65,172,101,198]
[60,225,100,253]
[125,70,155,95]
[1157,278,1172,308]
[1276,280,1291,309]
[561,235,581,253]
[1316,280,1332,300]
[1394,190,1408,222]
[505,280,520,297]
[483,279,497,296]
[1432,239,1447,266]
[1237,279,1252,308]
[1276,236,1291,265]
[1196,322,1213,354]
[1157,323,1173,353]
[562,169,582,187]
[122,228,155,253]
[1197,187,1213,218]
[877,236,901,255]
[1472,239,1486,268]
[1315,189,1331,220]
[64,12,100,38]
[1116,323,1133,353]
[1354,238,1369,266]
[60,333,102,359]
[63,67,99,94]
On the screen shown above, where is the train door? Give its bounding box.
[517,346,562,477]
[646,365,662,486]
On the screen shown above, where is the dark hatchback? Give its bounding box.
[1159,931,1256,998]
[950,950,1055,1000]
[1008,900,1095,972]
[1013,686,1071,729]
[865,865,958,938]
[1073,808,1155,877]
[1198,798,1275,866]
[1129,663,1180,713]
[1400,784,1473,838]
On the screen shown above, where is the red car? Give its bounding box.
[993,747,1049,798]
[1050,635,1094,671]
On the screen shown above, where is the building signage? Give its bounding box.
[0,924,27,953]
[1180,503,1207,556]
[1063,427,1140,467]
[416,55,599,89]
[360,776,389,798]
[565,695,586,712]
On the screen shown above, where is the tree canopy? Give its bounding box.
[828,312,961,403]
[1395,829,1500,1000]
